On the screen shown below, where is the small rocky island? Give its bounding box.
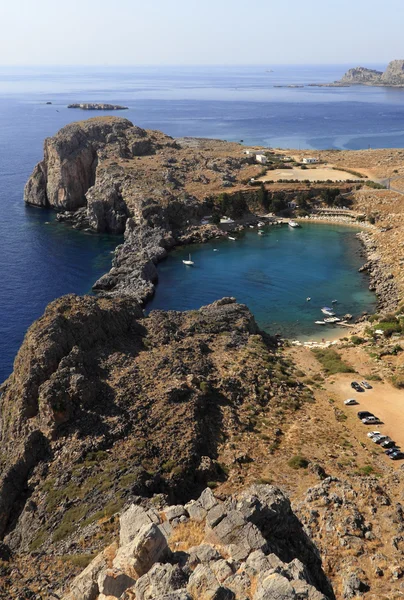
[68,102,128,110]
[313,59,404,87]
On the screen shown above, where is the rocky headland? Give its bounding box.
[313,59,404,87]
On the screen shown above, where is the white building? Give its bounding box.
[255,154,268,164]
[302,157,318,164]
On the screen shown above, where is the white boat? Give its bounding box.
[288,220,300,228]
[306,297,311,301]
[323,317,341,324]
[228,236,236,241]
[315,321,326,325]
[258,230,265,236]
[321,307,335,316]
[182,253,194,266]
[332,300,338,304]
[213,248,218,252]
[258,221,266,228]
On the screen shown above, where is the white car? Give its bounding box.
[362,416,380,424]
[372,435,388,443]
[344,398,358,406]
[367,431,381,438]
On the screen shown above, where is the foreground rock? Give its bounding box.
[63,485,335,600]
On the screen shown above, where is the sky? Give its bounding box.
[1,0,403,66]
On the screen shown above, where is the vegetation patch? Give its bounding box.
[288,455,309,470]
[312,348,355,374]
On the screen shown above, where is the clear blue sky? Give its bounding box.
[2,0,403,66]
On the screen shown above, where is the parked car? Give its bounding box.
[362,416,380,424]
[358,411,374,420]
[385,447,400,455]
[381,439,396,449]
[389,451,404,460]
[344,398,358,406]
[351,381,364,392]
[374,436,390,445]
[367,431,381,438]
[361,381,373,390]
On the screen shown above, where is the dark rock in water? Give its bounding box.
[68,103,128,110]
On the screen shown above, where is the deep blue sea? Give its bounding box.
[0,64,400,382]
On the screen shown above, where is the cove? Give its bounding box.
[146,223,377,339]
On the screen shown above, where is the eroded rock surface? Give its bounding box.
[62,485,335,600]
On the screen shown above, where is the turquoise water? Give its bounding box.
[147,223,377,339]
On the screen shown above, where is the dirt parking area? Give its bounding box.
[260,166,362,182]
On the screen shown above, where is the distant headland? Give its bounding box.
[68,102,128,110]
[311,59,404,88]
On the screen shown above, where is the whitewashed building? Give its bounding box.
[302,157,318,164]
[255,154,268,164]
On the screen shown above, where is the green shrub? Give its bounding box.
[363,373,382,381]
[350,335,365,346]
[288,455,309,470]
[312,349,355,374]
[392,374,404,389]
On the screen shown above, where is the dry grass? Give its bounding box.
[168,520,205,551]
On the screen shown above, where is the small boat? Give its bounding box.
[332,300,338,304]
[182,254,194,266]
[213,248,218,252]
[323,317,341,324]
[249,225,254,228]
[321,307,335,316]
[228,236,236,241]
[258,230,265,236]
[288,220,300,228]
[258,221,266,228]
[315,321,326,325]
[306,297,311,302]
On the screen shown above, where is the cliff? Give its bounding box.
[339,66,383,84]
[336,60,404,86]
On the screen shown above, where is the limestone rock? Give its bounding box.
[97,568,136,598]
[113,523,169,578]
[63,551,106,600]
[134,563,187,599]
[119,505,161,547]
[187,564,235,600]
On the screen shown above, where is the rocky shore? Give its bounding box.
[357,231,400,313]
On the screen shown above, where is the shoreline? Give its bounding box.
[92,214,388,350]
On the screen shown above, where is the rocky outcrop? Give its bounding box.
[381,59,404,84]
[68,103,128,110]
[340,66,383,84]
[24,117,176,222]
[62,485,335,600]
[1,293,307,568]
[333,60,404,87]
[357,231,399,312]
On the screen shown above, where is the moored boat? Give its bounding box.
[182,253,194,266]
[288,220,300,228]
[321,307,335,316]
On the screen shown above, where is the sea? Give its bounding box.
[1,63,401,383]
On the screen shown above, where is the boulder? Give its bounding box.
[113,523,169,578]
[97,569,136,598]
[187,564,235,600]
[119,505,161,547]
[62,551,106,600]
[205,510,267,561]
[185,500,207,523]
[134,563,187,599]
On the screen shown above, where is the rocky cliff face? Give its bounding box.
[338,60,404,86]
[381,59,404,84]
[24,117,178,228]
[340,66,383,84]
